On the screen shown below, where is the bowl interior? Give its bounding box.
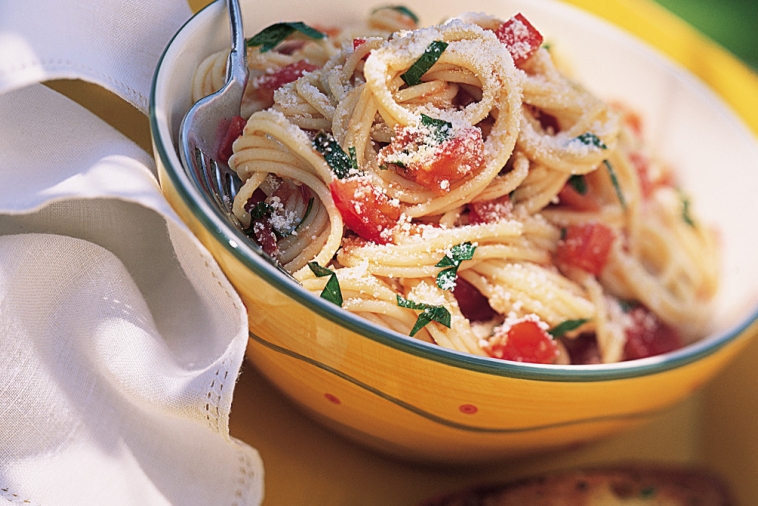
[152,0,758,376]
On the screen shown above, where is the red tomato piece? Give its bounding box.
[254,60,319,105]
[630,152,654,200]
[217,115,246,163]
[494,13,544,66]
[490,320,559,364]
[452,276,496,322]
[555,222,615,276]
[468,195,513,224]
[623,306,683,360]
[380,126,485,194]
[329,177,401,244]
[352,38,371,61]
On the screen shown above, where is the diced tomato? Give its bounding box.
[623,306,683,360]
[555,222,615,276]
[380,126,485,194]
[630,152,675,200]
[629,152,655,200]
[217,115,246,163]
[489,320,559,364]
[623,109,644,138]
[557,178,601,212]
[452,276,496,322]
[494,13,544,66]
[254,60,319,105]
[329,176,401,244]
[352,38,371,61]
[468,195,513,224]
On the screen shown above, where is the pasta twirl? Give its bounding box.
[192,7,718,365]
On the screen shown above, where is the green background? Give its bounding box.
[653,0,758,69]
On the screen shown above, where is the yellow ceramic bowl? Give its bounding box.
[151,0,758,463]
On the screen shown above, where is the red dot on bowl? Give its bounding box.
[324,393,341,405]
[459,404,478,414]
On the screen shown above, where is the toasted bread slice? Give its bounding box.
[420,465,734,505]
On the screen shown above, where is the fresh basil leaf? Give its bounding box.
[248,201,272,220]
[435,242,476,268]
[575,132,607,149]
[373,5,419,23]
[435,256,456,269]
[313,131,352,179]
[435,269,458,291]
[348,146,359,172]
[296,197,315,231]
[603,160,626,210]
[308,262,343,306]
[397,295,451,336]
[247,22,325,52]
[320,273,343,306]
[400,40,448,87]
[549,318,590,338]
[435,242,476,290]
[568,174,587,195]
[420,113,452,144]
[678,190,695,227]
[449,242,476,262]
[308,261,333,277]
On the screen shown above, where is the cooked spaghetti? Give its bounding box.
[191,7,718,364]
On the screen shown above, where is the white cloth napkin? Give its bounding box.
[0,1,264,505]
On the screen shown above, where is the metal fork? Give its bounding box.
[179,0,297,281]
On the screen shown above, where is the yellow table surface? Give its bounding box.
[49,0,758,503]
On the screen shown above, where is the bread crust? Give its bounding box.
[419,465,735,506]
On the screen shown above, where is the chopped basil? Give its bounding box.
[603,160,626,210]
[348,146,359,172]
[435,242,476,290]
[400,40,448,87]
[308,261,343,306]
[373,5,419,24]
[246,22,325,52]
[248,201,272,220]
[549,318,590,338]
[568,174,587,195]
[296,197,315,231]
[420,113,453,144]
[679,189,695,227]
[313,131,353,179]
[397,295,452,336]
[575,132,607,150]
[308,261,332,277]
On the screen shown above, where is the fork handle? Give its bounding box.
[226,0,248,88]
